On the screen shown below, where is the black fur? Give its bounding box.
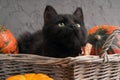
[18,5,88,58]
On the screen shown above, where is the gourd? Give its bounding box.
[88,25,120,55]
[0,25,18,54]
[6,73,53,80]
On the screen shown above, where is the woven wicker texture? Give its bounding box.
[0,54,120,80]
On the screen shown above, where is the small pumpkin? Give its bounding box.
[6,73,54,80]
[88,25,120,55]
[0,25,18,54]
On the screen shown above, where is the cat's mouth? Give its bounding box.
[69,25,80,39]
[73,29,81,41]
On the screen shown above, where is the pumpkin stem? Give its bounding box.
[95,34,101,41]
[0,25,7,32]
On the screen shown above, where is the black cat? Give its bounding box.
[18,5,88,58]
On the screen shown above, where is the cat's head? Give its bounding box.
[43,5,88,53]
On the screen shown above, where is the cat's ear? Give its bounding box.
[73,7,84,22]
[44,5,57,23]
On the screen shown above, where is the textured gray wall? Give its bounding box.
[0,0,120,38]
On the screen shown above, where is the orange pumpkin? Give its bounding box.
[88,25,120,55]
[6,73,54,80]
[0,25,18,54]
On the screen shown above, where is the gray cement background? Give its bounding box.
[0,0,120,38]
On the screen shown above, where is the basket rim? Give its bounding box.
[0,54,120,65]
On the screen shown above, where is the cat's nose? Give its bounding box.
[71,24,76,29]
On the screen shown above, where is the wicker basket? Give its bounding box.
[1,54,120,80]
[1,29,120,80]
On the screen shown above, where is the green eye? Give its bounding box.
[76,24,81,28]
[58,23,65,27]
